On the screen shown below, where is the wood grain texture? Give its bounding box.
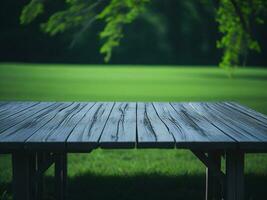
[0,102,41,121]
[100,102,136,148]
[25,102,95,150]
[225,102,267,125]
[137,102,174,148]
[208,103,267,149]
[154,102,235,149]
[0,103,70,142]
[67,102,114,151]
[0,102,26,113]
[0,102,42,129]
[210,103,267,141]
[170,103,234,141]
[188,103,261,142]
[223,102,267,134]
[0,101,267,151]
[0,102,56,148]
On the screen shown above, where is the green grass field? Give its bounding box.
[0,63,267,200]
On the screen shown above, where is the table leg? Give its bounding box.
[55,153,67,200]
[36,152,45,200]
[12,152,35,200]
[29,152,39,200]
[206,152,222,200]
[226,151,244,200]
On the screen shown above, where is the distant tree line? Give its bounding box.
[0,0,266,68]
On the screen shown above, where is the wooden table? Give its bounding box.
[0,102,267,200]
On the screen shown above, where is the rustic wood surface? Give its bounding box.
[0,102,267,151]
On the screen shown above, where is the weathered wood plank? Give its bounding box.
[26,102,95,150]
[0,102,41,122]
[0,101,266,152]
[0,103,70,146]
[0,102,57,147]
[0,101,28,111]
[100,102,136,148]
[211,103,267,141]
[0,102,18,113]
[0,103,45,134]
[0,102,23,112]
[223,102,267,130]
[67,102,114,151]
[225,102,267,125]
[188,102,261,142]
[154,103,234,148]
[170,103,235,148]
[137,102,174,148]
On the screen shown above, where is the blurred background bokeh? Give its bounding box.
[1,0,267,65]
[1,1,267,200]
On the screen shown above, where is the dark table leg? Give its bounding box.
[55,152,67,200]
[226,151,244,200]
[29,152,38,200]
[36,152,45,200]
[206,152,222,200]
[12,152,36,200]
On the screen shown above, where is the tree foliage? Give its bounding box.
[216,0,266,72]
[98,0,149,62]
[20,0,149,62]
[20,0,266,69]
[20,0,44,24]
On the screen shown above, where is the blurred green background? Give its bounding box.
[0,0,267,200]
[1,0,267,65]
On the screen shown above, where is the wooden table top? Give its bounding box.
[0,102,267,152]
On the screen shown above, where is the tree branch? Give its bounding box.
[229,0,250,33]
[69,0,105,48]
[69,16,97,48]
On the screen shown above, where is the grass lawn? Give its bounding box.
[0,63,267,200]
